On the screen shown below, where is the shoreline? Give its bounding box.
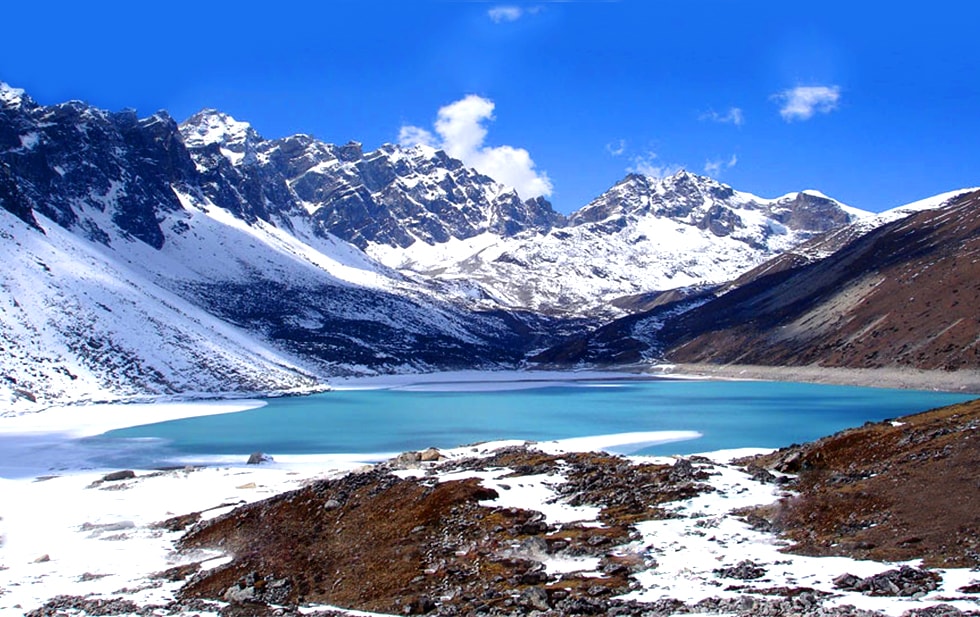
[7,363,978,427]
[2,366,977,478]
[3,385,979,615]
[659,362,980,394]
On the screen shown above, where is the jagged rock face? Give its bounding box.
[767,191,853,232]
[383,170,867,319]
[570,172,852,240]
[0,161,39,229]
[173,110,865,320]
[177,112,565,249]
[290,143,564,248]
[0,90,193,249]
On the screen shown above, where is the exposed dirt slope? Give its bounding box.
[663,190,980,369]
[747,397,980,567]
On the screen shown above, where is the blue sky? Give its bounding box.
[2,1,977,213]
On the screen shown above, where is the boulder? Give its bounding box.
[419,447,442,462]
[833,565,941,596]
[246,452,273,465]
[714,559,767,580]
[390,450,422,468]
[101,470,136,482]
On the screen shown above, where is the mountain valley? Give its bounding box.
[1,81,978,408]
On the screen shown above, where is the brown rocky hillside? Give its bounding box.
[662,189,980,369]
[745,397,980,568]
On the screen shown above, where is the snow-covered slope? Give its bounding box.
[0,84,577,408]
[0,207,320,412]
[373,172,870,317]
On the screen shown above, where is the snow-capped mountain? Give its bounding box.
[658,188,980,370]
[375,171,870,317]
[533,188,980,368]
[178,110,564,249]
[0,81,888,407]
[174,108,867,319]
[0,84,575,409]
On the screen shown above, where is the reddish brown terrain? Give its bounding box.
[157,400,980,616]
[534,190,980,373]
[746,397,980,568]
[664,190,980,369]
[175,450,710,616]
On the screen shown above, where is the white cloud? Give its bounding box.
[397,125,437,148]
[488,5,542,23]
[488,6,524,22]
[606,139,626,156]
[703,153,738,177]
[700,107,744,126]
[627,152,680,179]
[399,95,553,198]
[704,160,722,176]
[774,85,841,122]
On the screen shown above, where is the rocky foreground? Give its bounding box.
[16,399,980,617]
[745,397,980,568]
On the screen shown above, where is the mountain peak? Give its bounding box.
[179,109,260,161]
[0,82,34,110]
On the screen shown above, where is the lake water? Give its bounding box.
[89,379,976,469]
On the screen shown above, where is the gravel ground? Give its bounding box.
[662,363,980,394]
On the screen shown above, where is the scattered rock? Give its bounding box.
[154,561,202,582]
[903,604,972,617]
[402,595,436,614]
[25,595,142,617]
[519,586,550,611]
[667,458,698,482]
[959,581,980,593]
[833,565,941,596]
[744,464,777,484]
[154,511,202,532]
[100,470,136,482]
[247,452,274,465]
[714,559,767,580]
[390,450,422,468]
[223,584,256,603]
[79,521,135,537]
[775,449,803,472]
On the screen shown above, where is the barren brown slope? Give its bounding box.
[746,397,980,568]
[175,450,707,616]
[662,189,980,370]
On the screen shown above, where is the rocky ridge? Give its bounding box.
[377,171,868,317]
[534,188,980,369]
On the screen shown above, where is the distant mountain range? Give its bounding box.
[1,81,976,408]
[177,108,870,318]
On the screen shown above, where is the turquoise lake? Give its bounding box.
[90,379,976,468]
